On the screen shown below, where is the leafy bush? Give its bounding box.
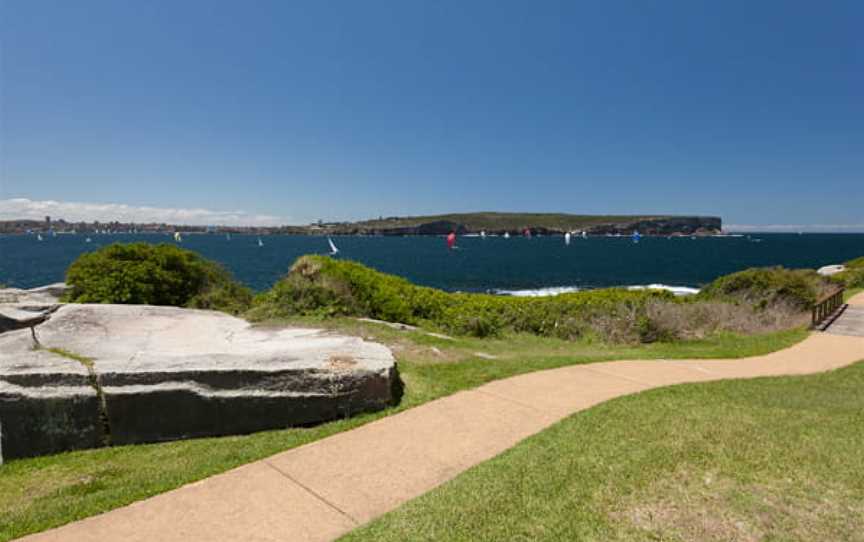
[64,243,252,314]
[832,257,864,289]
[250,255,674,342]
[698,266,831,310]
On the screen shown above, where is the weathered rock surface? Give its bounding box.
[817,264,846,277]
[0,304,397,462]
[0,304,61,333]
[0,282,68,304]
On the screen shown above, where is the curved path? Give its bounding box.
[20,294,864,542]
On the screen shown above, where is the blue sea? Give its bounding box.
[1,233,862,294]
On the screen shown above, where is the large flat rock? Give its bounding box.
[0,304,397,462]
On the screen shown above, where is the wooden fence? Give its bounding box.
[812,288,845,328]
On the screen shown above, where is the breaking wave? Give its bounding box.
[494,284,700,297]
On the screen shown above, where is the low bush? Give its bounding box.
[832,257,864,289]
[251,257,824,343]
[644,299,808,341]
[64,243,252,314]
[698,266,832,310]
[251,256,681,343]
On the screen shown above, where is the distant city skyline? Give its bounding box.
[1,1,862,230]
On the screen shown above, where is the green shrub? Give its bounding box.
[832,257,864,288]
[250,255,673,342]
[698,266,830,310]
[64,243,252,313]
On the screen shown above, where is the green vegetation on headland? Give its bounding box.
[342,360,864,542]
[323,211,722,236]
[62,245,844,344]
[249,255,830,342]
[0,212,721,236]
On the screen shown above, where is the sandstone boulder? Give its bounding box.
[0,304,397,462]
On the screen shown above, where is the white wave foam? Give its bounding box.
[495,286,581,297]
[495,284,700,297]
[627,284,700,296]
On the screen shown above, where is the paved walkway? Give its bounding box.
[20,293,864,542]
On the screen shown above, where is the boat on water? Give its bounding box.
[632,230,641,243]
[564,232,571,245]
[446,232,456,250]
[173,232,182,242]
[327,237,339,255]
[85,237,92,243]
[257,237,264,247]
[480,230,486,239]
[503,232,510,239]
[36,234,43,241]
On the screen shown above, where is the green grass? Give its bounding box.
[0,321,808,541]
[343,360,864,542]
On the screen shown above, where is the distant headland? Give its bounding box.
[0,212,722,236]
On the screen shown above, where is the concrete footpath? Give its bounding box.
[20,293,864,542]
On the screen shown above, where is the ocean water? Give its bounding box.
[1,233,862,294]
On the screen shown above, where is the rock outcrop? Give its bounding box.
[0,282,68,304]
[0,304,398,462]
[817,264,846,277]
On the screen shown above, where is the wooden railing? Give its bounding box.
[812,288,845,328]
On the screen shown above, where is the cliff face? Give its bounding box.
[588,216,722,236]
[325,215,722,236]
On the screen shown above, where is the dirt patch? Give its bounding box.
[613,469,864,541]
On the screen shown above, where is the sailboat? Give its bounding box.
[480,230,486,239]
[257,237,264,247]
[582,231,587,239]
[173,232,182,242]
[564,232,571,245]
[36,233,43,241]
[503,232,510,239]
[632,230,641,243]
[327,237,339,255]
[85,237,92,243]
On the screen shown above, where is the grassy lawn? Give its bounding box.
[0,322,808,541]
[343,360,864,542]
[844,287,863,302]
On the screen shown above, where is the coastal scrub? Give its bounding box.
[63,243,252,314]
[250,256,812,343]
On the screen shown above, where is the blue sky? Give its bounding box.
[1,0,862,229]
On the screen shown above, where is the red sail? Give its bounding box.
[447,232,456,249]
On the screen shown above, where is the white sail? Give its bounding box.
[257,237,264,247]
[504,232,510,239]
[37,234,43,241]
[173,232,182,242]
[582,231,587,238]
[564,232,571,245]
[328,237,339,255]
[480,230,486,239]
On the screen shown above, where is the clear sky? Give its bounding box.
[1,0,862,229]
